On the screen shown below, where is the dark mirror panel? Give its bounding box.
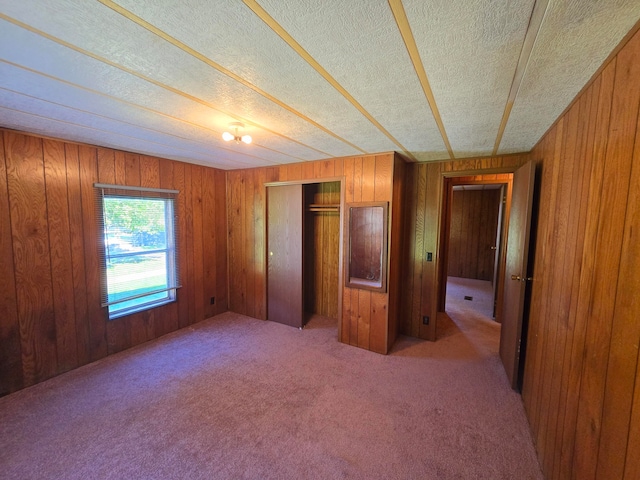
[350,206,383,282]
[346,202,388,292]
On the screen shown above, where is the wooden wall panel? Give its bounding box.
[319,184,331,316]
[0,130,227,396]
[324,182,340,318]
[342,158,356,343]
[5,134,57,385]
[214,169,229,314]
[447,189,500,280]
[0,132,23,393]
[402,163,426,339]
[357,289,371,350]
[181,164,196,329]
[191,166,205,326]
[227,167,279,320]
[344,154,395,353]
[537,108,576,475]
[593,34,640,480]
[65,144,91,366]
[421,162,445,341]
[547,92,592,480]
[519,26,640,480]
[303,182,340,319]
[627,377,640,479]
[243,169,256,319]
[43,140,78,373]
[387,155,405,350]
[227,170,247,314]
[553,86,597,480]
[202,167,218,320]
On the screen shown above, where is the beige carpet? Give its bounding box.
[0,311,542,479]
[446,276,495,320]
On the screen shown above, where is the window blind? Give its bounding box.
[94,183,181,318]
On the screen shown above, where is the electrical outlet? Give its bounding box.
[422,315,430,325]
[426,252,433,262]
[210,296,215,305]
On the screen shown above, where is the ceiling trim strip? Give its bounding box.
[0,59,306,163]
[242,0,419,162]
[0,13,335,158]
[387,0,454,160]
[97,0,368,155]
[492,0,550,155]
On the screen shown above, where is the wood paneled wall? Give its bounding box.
[448,189,501,281]
[303,182,340,318]
[226,153,403,354]
[226,166,280,320]
[401,155,527,341]
[0,130,228,396]
[341,154,397,354]
[387,155,406,351]
[521,25,640,480]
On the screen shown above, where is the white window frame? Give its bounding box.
[95,184,181,320]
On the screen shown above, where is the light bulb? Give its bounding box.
[222,131,234,142]
[241,135,252,144]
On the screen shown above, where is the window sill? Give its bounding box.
[108,297,175,321]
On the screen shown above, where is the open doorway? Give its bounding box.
[437,174,514,337]
[446,184,504,320]
[436,165,537,391]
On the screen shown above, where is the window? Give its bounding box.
[96,184,181,320]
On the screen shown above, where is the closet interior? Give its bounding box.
[303,181,341,321]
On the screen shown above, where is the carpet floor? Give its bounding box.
[446,276,495,320]
[0,309,543,479]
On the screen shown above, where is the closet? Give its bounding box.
[266,181,342,328]
[303,182,340,320]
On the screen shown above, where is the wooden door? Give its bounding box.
[500,161,535,389]
[492,185,505,317]
[267,184,303,328]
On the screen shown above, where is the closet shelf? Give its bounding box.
[308,203,340,212]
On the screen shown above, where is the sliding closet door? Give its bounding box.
[267,184,303,328]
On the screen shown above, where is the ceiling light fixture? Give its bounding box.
[222,122,252,144]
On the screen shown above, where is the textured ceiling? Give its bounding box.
[0,0,638,169]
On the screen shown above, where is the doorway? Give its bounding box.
[303,182,341,323]
[436,164,537,391]
[266,179,343,331]
[445,183,505,321]
[438,175,513,325]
